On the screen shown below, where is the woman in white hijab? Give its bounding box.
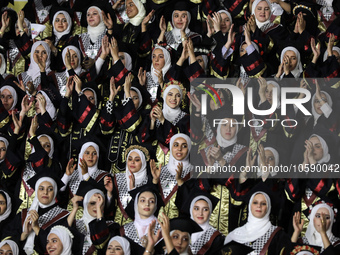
[292,203,340,253]
[51,11,73,46]
[0,239,19,255]
[188,193,224,255]
[113,146,149,225]
[276,46,303,80]
[224,191,290,254]
[18,41,53,91]
[0,189,13,233]
[47,225,74,255]
[145,45,172,102]
[106,236,131,255]
[310,90,333,128]
[0,85,18,112]
[150,134,192,219]
[60,141,108,202]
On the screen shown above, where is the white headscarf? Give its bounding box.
[162,85,183,123]
[81,87,98,107]
[224,191,272,244]
[308,134,331,164]
[257,147,279,177]
[37,134,54,159]
[127,0,146,26]
[252,0,272,29]
[323,46,340,62]
[125,149,147,191]
[77,142,100,181]
[27,41,52,82]
[108,236,131,255]
[305,203,335,248]
[151,46,171,84]
[217,10,233,26]
[171,10,191,42]
[0,240,19,255]
[190,195,213,244]
[24,177,57,255]
[86,6,106,43]
[168,134,191,175]
[0,53,6,75]
[216,119,238,148]
[134,191,157,238]
[311,91,333,126]
[280,47,303,79]
[81,189,105,246]
[52,11,72,41]
[48,225,74,255]
[37,91,57,121]
[123,52,133,71]
[0,190,12,222]
[62,46,82,76]
[0,85,17,111]
[123,87,143,109]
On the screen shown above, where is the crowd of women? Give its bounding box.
[0,0,339,254]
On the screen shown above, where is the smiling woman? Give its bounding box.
[47,225,74,255]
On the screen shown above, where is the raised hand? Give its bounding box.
[36,93,47,114]
[104,175,113,195]
[102,11,113,30]
[100,35,110,59]
[112,0,124,10]
[142,10,155,29]
[150,159,161,184]
[12,113,23,135]
[128,169,135,190]
[291,211,304,242]
[159,15,166,32]
[327,33,335,58]
[109,37,119,61]
[65,48,72,70]
[187,92,201,112]
[79,158,88,176]
[66,158,76,176]
[29,115,38,137]
[21,95,33,115]
[311,38,321,64]
[0,12,10,35]
[71,195,83,210]
[124,73,132,98]
[257,76,267,103]
[211,12,221,33]
[138,67,146,86]
[73,75,82,94]
[225,24,235,50]
[13,80,26,92]
[175,162,184,186]
[109,76,121,101]
[65,76,74,98]
[146,219,161,252]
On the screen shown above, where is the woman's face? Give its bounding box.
[283,50,297,71]
[332,50,340,64]
[255,1,270,23]
[192,199,210,225]
[87,193,104,218]
[46,233,63,255]
[83,146,98,167]
[313,92,328,115]
[34,45,48,64]
[15,21,29,36]
[166,88,181,109]
[240,43,248,57]
[265,83,275,105]
[250,193,268,219]
[84,90,96,105]
[106,240,124,255]
[313,207,331,232]
[127,151,142,173]
[172,137,188,161]
[68,49,79,69]
[118,52,126,67]
[0,244,13,255]
[130,90,140,109]
[87,8,101,27]
[220,118,237,141]
[220,12,231,34]
[39,136,52,155]
[0,193,7,216]
[152,49,165,71]
[37,181,54,205]
[126,0,139,19]
[195,56,205,71]
[0,141,6,162]
[309,136,324,162]
[173,11,188,30]
[137,191,156,219]
[0,89,14,111]
[54,13,68,33]
[171,230,190,254]
[264,149,275,167]
[209,90,225,111]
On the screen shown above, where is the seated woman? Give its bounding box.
[157,213,203,255]
[224,191,290,254]
[121,185,164,254]
[186,191,224,254]
[291,203,340,254]
[109,146,151,225]
[151,133,193,219]
[46,225,74,255]
[0,239,19,255]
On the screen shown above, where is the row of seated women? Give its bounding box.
[0,0,339,254]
